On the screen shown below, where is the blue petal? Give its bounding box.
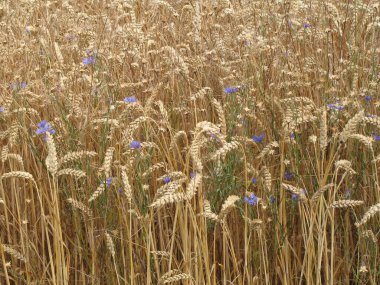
[37,120,48,128]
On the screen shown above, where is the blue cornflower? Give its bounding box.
[36,120,56,136]
[303,23,311,29]
[251,177,257,184]
[327,103,344,111]
[290,133,295,140]
[244,193,258,206]
[365,96,372,102]
[291,193,299,201]
[190,171,196,179]
[224,86,238,94]
[252,134,265,143]
[124,96,137,103]
[118,188,123,194]
[373,133,380,141]
[163,176,171,184]
[82,56,96,65]
[106,177,113,186]
[0,106,4,113]
[284,170,293,181]
[270,196,276,204]
[130,140,141,149]
[20,82,27,89]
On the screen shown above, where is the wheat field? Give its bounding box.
[0,0,379,284]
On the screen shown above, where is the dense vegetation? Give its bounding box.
[0,0,379,284]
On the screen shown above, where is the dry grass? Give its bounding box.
[0,0,379,284]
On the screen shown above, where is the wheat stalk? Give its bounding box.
[99,147,115,177]
[339,110,364,143]
[151,251,170,258]
[121,166,132,203]
[348,134,374,151]
[1,146,9,162]
[57,168,86,179]
[329,200,364,208]
[335,160,356,174]
[59,151,97,164]
[142,162,166,178]
[88,183,106,203]
[190,87,212,101]
[262,166,271,192]
[257,141,279,159]
[243,216,263,230]
[153,0,179,18]
[211,98,227,135]
[2,171,35,183]
[67,198,93,218]
[2,245,26,263]
[218,195,240,221]
[162,273,193,284]
[53,42,64,66]
[150,192,187,208]
[320,108,328,152]
[169,131,188,151]
[311,183,334,202]
[209,140,240,161]
[361,230,377,244]
[193,1,201,44]
[185,174,202,200]
[5,153,23,166]
[105,232,115,258]
[201,199,219,222]
[282,183,307,201]
[355,203,380,227]
[45,132,59,175]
